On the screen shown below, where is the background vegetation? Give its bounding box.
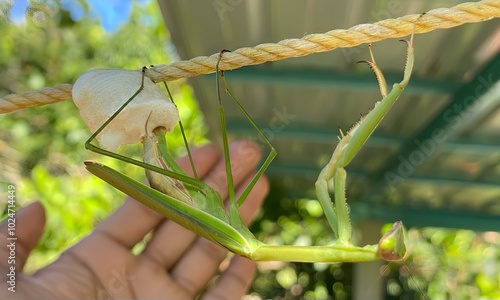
[1,1,498,299]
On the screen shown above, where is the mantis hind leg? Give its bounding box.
[215,50,277,208]
[160,77,199,180]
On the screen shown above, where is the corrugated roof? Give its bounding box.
[158,0,500,231]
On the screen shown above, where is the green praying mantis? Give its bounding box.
[76,31,416,264]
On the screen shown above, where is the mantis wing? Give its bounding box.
[84,161,263,257]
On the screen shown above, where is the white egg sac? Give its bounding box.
[72,69,180,151]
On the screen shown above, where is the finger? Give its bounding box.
[169,172,268,297]
[142,141,264,268]
[238,173,269,225]
[202,140,262,200]
[139,215,193,267]
[0,202,45,271]
[201,256,255,300]
[91,144,220,249]
[177,143,220,177]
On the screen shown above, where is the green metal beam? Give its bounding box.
[350,202,499,232]
[203,66,462,94]
[262,165,500,231]
[265,164,500,189]
[227,121,402,146]
[227,121,500,153]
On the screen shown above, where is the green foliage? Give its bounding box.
[249,186,355,299]
[251,190,499,299]
[388,228,500,299]
[0,0,205,273]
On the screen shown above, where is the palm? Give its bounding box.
[0,142,268,300]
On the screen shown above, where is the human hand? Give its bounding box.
[0,141,268,299]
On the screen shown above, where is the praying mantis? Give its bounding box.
[73,31,416,264]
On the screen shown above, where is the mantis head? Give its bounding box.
[378,221,408,261]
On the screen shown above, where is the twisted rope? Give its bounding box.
[1,0,499,114]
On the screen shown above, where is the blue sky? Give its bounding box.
[10,0,148,32]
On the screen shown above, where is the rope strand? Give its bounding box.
[1,0,499,114]
[1,84,73,113]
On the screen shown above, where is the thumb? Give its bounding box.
[0,201,46,271]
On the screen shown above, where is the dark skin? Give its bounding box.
[0,141,268,299]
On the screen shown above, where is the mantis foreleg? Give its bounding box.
[316,35,414,246]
